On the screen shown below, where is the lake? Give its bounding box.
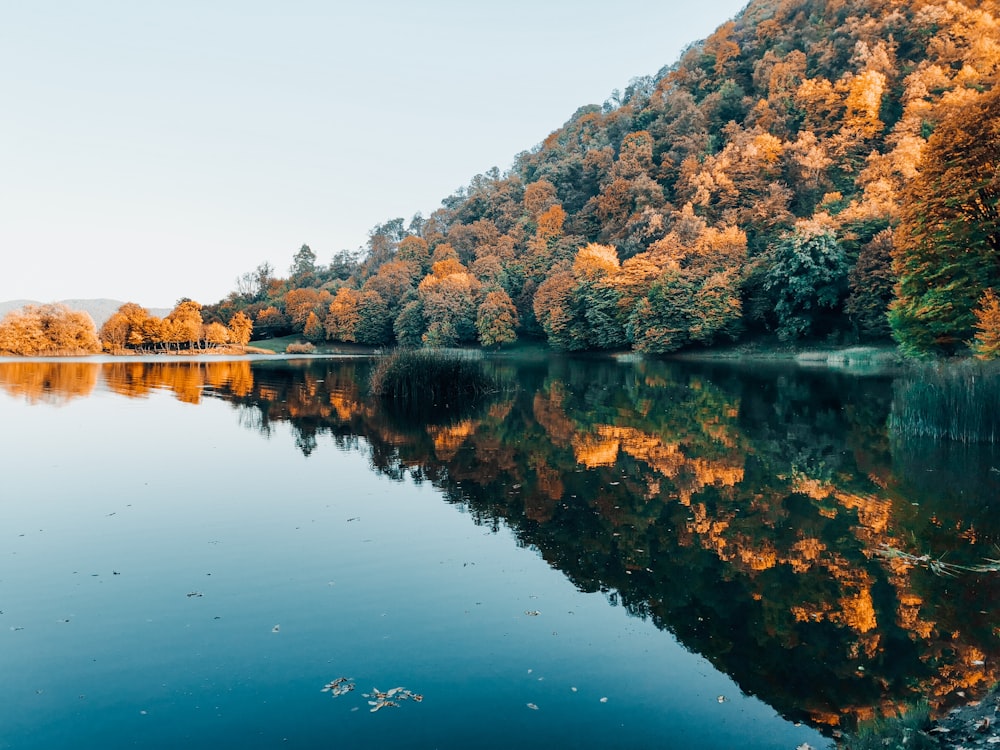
[2,354,998,749]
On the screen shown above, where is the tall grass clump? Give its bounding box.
[369,349,497,408]
[839,702,935,750]
[889,360,1000,443]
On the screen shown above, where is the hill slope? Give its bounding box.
[204,0,1000,356]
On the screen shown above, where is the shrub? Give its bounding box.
[285,342,316,354]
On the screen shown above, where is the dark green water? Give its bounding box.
[1,355,998,749]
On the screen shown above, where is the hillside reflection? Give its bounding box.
[3,355,1000,731]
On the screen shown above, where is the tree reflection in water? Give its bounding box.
[3,354,999,731]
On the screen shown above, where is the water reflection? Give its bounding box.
[2,355,999,732]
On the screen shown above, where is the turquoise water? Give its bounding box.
[0,358,828,750]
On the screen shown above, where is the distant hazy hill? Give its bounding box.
[0,299,171,329]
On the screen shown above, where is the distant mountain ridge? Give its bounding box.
[0,299,171,329]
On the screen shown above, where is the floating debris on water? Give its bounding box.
[717,695,728,703]
[874,544,1000,576]
[271,625,280,633]
[526,703,539,710]
[321,677,355,697]
[524,610,540,617]
[363,686,423,712]
[600,697,608,703]
[186,592,203,598]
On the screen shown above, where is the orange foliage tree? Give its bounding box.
[0,304,100,356]
[325,288,362,342]
[476,290,519,349]
[973,289,1000,360]
[228,311,253,350]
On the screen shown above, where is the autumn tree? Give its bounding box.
[0,304,100,355]
[620,212,747,353]
[418,261,482,346]
[303,311,325,343]
[254,306,290,339]
[533,244,625,351]
[891,86,1000,356]
[362,260,420,324]
[228,311,253,350]
[325,288,362,342]
[972,289,1000,360]
[284,288,331,332]
[203,321,230,348]
[100,302,154,352]
[572,243,625,350]
[533,270,577,349]
[476,290,519,349]
[396,235,430,274]
[166,300,204,350]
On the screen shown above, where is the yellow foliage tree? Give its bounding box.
[228,311,253,350]
[325,288,362,342]
[973,289,1000,360]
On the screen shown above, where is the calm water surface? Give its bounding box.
[2,355,998,749]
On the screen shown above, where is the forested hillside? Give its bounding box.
[203,0,1000,357]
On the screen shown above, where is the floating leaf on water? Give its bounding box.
[362,685,422,711]
[526,703,539,710]
[321,677,355,697]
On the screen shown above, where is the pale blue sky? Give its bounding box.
[1,1,748,308]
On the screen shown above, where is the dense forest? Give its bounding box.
[3,0,998,358]
[190,0,1000,357]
